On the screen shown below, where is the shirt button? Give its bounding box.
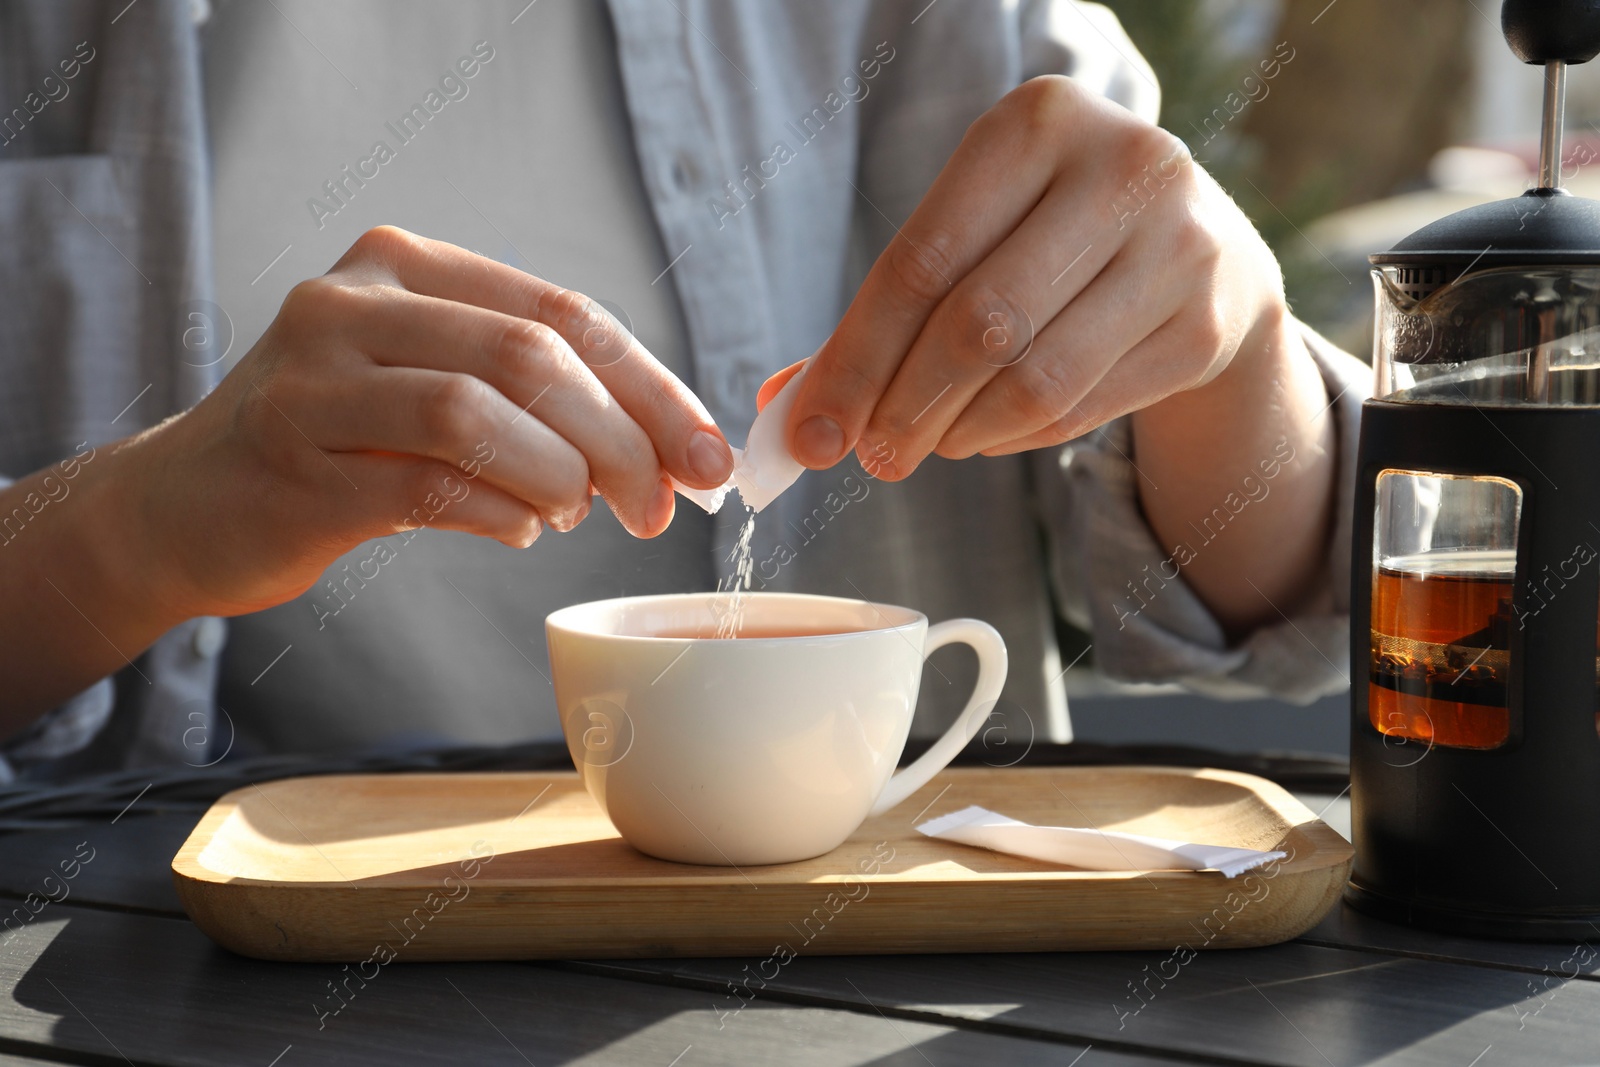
[732,363,765,404]
[192,616,226,658]
[670,153,699,193]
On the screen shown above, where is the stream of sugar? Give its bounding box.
[713,505,757,639]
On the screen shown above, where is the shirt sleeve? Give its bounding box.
[0,679,119,784]
[1017,0,1162,123]
[1036,324,1370,705]
[0,616,228,782]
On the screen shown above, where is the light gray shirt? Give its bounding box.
[0,0,1367,778]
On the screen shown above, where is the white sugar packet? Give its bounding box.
[917,805,1287,879]
[672,363,810,515]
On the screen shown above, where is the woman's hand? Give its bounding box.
[124,225,733,618]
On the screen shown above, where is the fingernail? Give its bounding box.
[505,515,543,548]
[794,414,845,468]
[550,506,583,533]
[647,479,675,535]
[860,440,898,480]
[687,430,733,484]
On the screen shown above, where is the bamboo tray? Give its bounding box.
[172,766,1352,960]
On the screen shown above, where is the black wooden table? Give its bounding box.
[0,780,1595,1066]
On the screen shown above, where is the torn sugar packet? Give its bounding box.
[671,477,734,515]
[916,805,1288,879]
[671,363,810,515]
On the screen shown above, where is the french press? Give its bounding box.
[1348,0,1600,939]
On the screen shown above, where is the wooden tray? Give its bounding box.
[172,766,1352,960]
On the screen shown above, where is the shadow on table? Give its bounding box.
[7,908,857,1065]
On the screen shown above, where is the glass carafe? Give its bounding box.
[1369,264,1600,751]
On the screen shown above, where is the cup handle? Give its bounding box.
[868,618,1009,817]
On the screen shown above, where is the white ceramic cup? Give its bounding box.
[545,592,1008,866]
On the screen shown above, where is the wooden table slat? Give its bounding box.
[576,942,1600,1067]
[0,816,193,919]
[1299,902,1600,979]
[0,903,1164,1067]
[0,1051,100,1067]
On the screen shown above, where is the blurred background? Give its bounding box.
[1063,0,1592,758]
[1105,0,1600,357]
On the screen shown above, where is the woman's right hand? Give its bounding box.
[115,225,733,619]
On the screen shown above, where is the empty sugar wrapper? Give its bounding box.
[672,363,810,515]
[917,806,1287,879]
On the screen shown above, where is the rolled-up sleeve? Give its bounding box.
[1038,324,1370,705]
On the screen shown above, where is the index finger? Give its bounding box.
[756,359,807,411]
[338,226,735,490]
